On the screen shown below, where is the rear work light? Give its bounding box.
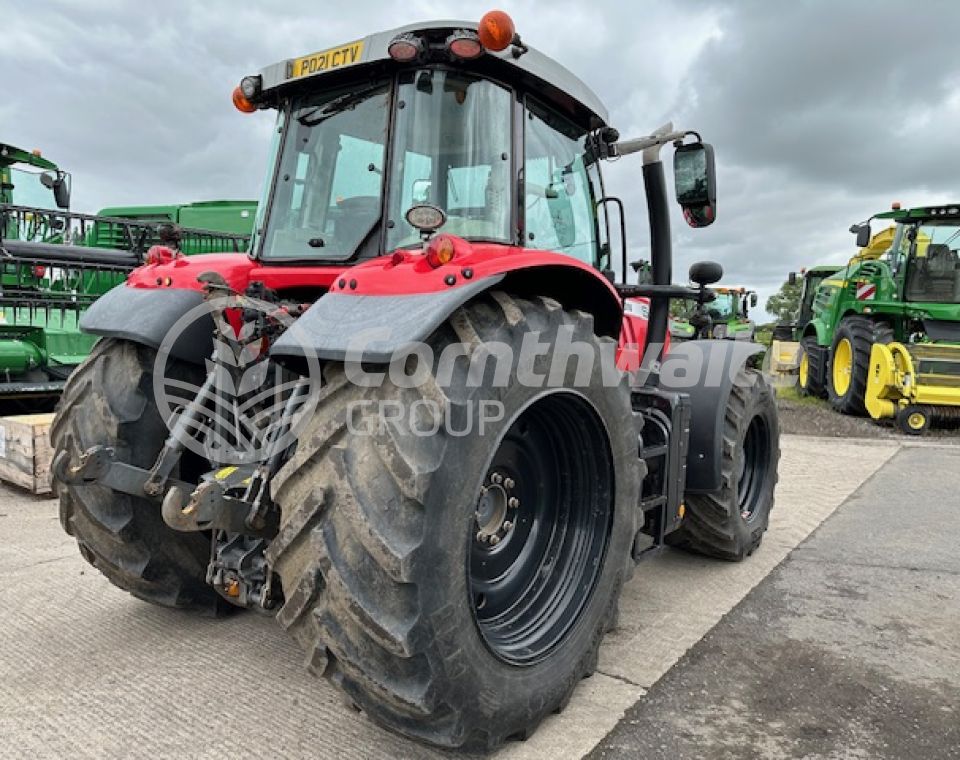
[446,30,483,60]
[425,235,456,268]
[388,33,424,62]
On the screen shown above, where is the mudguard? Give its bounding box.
[803,317,830,347]
[270,275,503,363]
[80,285,212,363]
[658,339,764,493]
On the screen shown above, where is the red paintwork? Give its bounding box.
[124,235,663,367]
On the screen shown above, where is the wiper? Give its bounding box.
[296,85,384,126]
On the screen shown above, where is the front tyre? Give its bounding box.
[798,335,825,397]
[267,294,640,751]
[668,367,780,561]
[829,317,893,415]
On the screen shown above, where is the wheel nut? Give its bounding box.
[503,521,513,532]
[489,535,500,546]
[504,477,515,489]
[476,531,486,543]
[491,472,503,485]
[508,497,519,509]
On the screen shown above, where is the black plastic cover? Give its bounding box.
[658,339,763,493]
[80,285,212,363]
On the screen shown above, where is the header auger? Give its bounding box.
[50,11,779,751]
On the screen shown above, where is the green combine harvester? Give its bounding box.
[0,141,255,407]
[798,203,960,434]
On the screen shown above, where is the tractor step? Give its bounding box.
[630,386,691,561]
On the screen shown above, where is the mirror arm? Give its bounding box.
[614,123,701,164]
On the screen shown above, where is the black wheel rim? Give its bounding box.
[738,414,768,521]
[469,392,614,666]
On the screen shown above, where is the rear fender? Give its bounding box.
[80,285,212,363]
[803,318,830,346]
[271,248,624,364]
[658,339,764,493]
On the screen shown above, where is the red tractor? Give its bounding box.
[52,13,779,751]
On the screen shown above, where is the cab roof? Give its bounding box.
[874,204,960,222]
[0,143,58,171]
[255,20,609,129]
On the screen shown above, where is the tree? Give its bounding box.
[766,277,802,323]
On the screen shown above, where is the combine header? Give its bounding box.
[0,143,253,404]
[0,204,252,404]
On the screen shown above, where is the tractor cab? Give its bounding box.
[709,287,756,321]
[239,18,614,274]
[849,205,960,332]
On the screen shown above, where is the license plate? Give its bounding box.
[288,40,365,79]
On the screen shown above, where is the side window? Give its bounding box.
[523,99,599,265]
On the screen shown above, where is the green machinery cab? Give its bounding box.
[800,203,960,433]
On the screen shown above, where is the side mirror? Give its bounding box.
[53,177,71,209]
[42,171,71,209]
[689,260,723,287]
[788,271,798,286]
[852,223,871,248]
[750,292,758,308]
[674,142,716,228]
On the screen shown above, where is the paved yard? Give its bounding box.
[3,435,945,759]
[592,444,960,759]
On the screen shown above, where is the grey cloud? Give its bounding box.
[3,0,958,314]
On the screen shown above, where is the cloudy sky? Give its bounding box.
[4,0,959,313]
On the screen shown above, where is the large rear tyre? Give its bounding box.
[828,317,893,415]
[667,367,780,561]
[267,294,640,751]
[50,338,222,611]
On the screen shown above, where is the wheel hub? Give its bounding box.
[475,472,518,546]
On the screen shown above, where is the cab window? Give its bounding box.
[523,98,600,265]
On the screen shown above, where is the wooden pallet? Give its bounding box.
[0,413,55,495]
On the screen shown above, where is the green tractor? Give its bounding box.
[670,284,758,341]
[0,142,255,407]
[799,204,960,433]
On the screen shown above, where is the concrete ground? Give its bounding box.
[591,444,960,759]
[0,434,952,758]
